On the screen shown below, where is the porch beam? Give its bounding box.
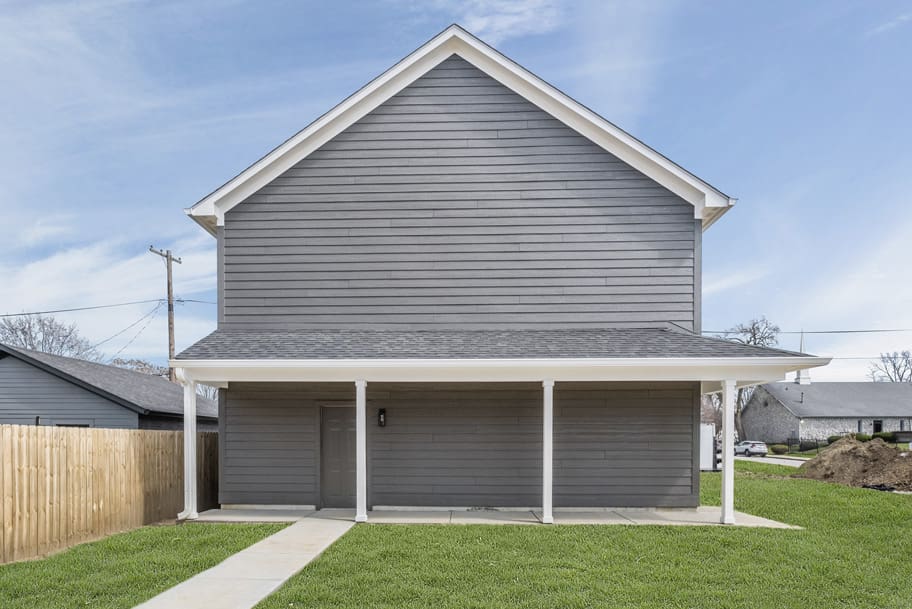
[355,379,368,522]
[542,380,554,524]
[720,378,736,524]
[176,369,198,520]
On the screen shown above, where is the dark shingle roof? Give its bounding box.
[177,328,812,360]
[0,344,217,419]
[763,382,912,418]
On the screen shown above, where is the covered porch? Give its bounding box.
[172,328,829,526]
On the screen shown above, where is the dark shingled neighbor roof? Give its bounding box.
[762,382,912,418]
[176,328,812,361]
[0,344,217,419]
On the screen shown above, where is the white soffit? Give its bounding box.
[172,356,832,384]
[186,25,735,235]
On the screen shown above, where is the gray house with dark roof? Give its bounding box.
[742,381,912,443]
[169,26,828,524]
[0,344,217,430]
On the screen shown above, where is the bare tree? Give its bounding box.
[869,351,912,382]
[110,357,169,377]
[717,317,781,440]
[196,384,219,401]
[110,356,216,400]
[0,314,103,361]
[700,394,722,429]
[726,317,780,348]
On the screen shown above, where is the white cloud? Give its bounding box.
[455,0,564,44]
[409,0,564,44]
[0,234,217,363]
[865,12,912,37]
[398,0,678,129]
[0,0,380,204]
[771,215,912,381]
[703,267,771,297]
[15,215,75,248]
[562,0,681,129]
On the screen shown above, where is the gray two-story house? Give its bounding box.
[172,26,828,524]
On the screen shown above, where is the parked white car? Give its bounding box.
[734,441,769,457]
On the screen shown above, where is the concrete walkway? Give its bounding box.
[133,516,353,609]
[197,506,797,529]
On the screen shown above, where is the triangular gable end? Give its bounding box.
[186,24,735,235]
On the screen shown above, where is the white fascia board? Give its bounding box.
[172,356,831,384]
[186,25,734,234]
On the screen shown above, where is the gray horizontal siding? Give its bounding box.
[222,55,698,330]
[219,382,352,505]
[369,383,542,507]
[220,381,698,508]
[0,355,138,428]
[554,382,699,507]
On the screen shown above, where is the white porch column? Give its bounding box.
[176,369,198,520]
[355,379,368,523]
[542,380,554,524]
[720,379,736,524]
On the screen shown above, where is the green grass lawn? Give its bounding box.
[258,462,912,609]
[0,522,283,609]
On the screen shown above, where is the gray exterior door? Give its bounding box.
[320,406,356,508]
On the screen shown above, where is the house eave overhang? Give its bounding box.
[171,356,831,386]
[185,24,734,236]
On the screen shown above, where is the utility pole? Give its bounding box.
[149,246,182,382]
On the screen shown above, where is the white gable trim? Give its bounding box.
[186,25,735,235]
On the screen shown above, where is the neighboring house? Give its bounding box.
[171,26,828,523]
[0,343,217,430]
[742,380,912,443]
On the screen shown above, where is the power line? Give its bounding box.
[828,356,905,361]
[705,329,912,335]
[90,302,164,350]
[0,299,164,317]
[0,298,216,318]
[110,306,161,359]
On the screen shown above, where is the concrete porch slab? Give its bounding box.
[195,506,797,528]
[539,507,798,529]
[195,508,316,523]
[450,510,541,525]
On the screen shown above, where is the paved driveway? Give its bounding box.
[736,455,806,468]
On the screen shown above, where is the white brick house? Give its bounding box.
[742,381,912,443]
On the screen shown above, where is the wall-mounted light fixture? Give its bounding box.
[378,408,386,427]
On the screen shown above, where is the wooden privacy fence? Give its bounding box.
[0,425,218,565]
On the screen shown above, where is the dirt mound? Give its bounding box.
[794,436,912,491]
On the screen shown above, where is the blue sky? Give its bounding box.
[1,0,910,380]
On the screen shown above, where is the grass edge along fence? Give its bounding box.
[0,424,217,564]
